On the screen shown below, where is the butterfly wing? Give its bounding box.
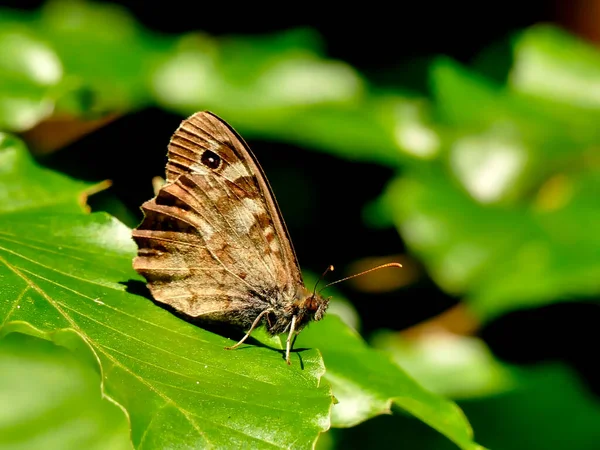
[132,111,303,326]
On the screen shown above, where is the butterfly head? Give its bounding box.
[298,291,329,322]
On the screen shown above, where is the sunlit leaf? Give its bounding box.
[511,25,600,109]
[298,316,483,450]
[0,116,482,450]
[0,210,333,449]
[330,363,600,450]
[0,28,62,131]
[376,170,600,321]
[370,331,516,399]
[0,139,333,449]
[0,134,93,213]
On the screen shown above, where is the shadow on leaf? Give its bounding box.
[120,278,309,368]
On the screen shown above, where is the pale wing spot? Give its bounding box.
[270,240,280,253]
[263,225,275,239]
[242,197,265,216]
[195,219,214,240]
[229,197,265,234]
[221,161,251,181]
[188,164,209,176]
[262,225,280,253]
[240,199,282,255]
[231,205,257,234]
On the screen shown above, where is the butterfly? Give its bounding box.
[132,111,330,364]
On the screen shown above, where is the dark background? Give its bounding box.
[1,1,558,69]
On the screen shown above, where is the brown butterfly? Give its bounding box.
[132,111,400,364]
[132,111,332,365]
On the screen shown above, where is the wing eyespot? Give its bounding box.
[201,150,221,169]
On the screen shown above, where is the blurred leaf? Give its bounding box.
[375,169,600,321]
[0,134,93,213]
[0,28,62,131]
[369,53,600,320]
[0,0,433,165]
[370,331,516,399]
[0,0,171,126]
[473,171,600,318]
[0,333,132,450]
[36,0,168,112]
[511,25,600,109]
[374,170,525,295]
[430,57,545,129]
[332,362,600,450]
[459,363,600,450]
[151,31,411,166]
[430,58,592,204]
[298,316,483,450]
[507,25,600,146]
[151,26,364,112]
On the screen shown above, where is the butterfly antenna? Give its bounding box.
[312,265,335,298]
[318,262,403,294]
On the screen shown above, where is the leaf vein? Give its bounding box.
[0,254,211,447]
[18,268,276,385]
[0,285,28,328]
[0,234,89,262]
[14,265,218,347]
[137,402,169,450]
[150,378,303,414]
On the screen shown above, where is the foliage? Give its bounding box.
[0,132,478,447]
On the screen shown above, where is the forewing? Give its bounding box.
[132,111,303,320]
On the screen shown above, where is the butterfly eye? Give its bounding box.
[200,150,221,169]
[305,296,318,312]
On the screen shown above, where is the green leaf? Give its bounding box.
[0,213,331,448]
[376,170,600,321]
[506,25,600,145]
[0,333,132,450]
[511,25,600,109]
[297,316,483,450]
[0,117,482,450]
[151,32,413,166]
[36,0,168,112]
[370,331,516,399]
[371,330,517,400]
[332,363,600,450]
[0,134,94,213]
[0,210,332,449]
[0,136,333,448]
[459,363,600,450]
[0,0,432,166]
[430,57,546,129]
[377,52,600,321]
[430,58,597,202]
[0,28,63,131]
[0,0,433,165]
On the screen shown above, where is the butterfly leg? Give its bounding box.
[225,309,272,351]
[285,315,298,365]
[291,331,299,351]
